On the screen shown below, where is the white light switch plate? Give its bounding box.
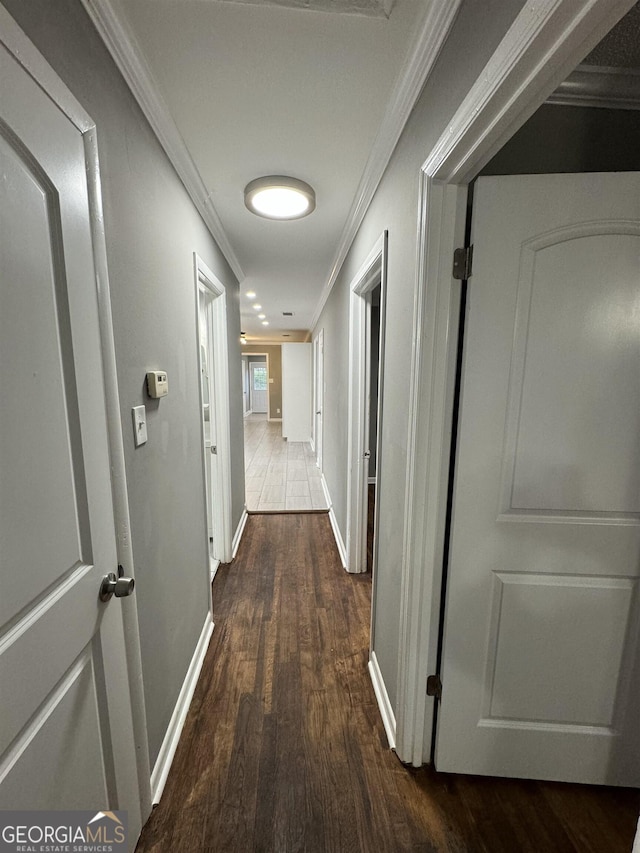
[132,405,147,446]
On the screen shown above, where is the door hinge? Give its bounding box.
[452,245,473,280]
[426,674,442,700]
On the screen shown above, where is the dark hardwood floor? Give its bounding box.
[136,514,639,853]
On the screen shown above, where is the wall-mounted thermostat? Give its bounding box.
[146,371,168,398]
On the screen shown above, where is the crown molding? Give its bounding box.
[309,0,462,331]
[547,64,640,110]
[79,0,244,282]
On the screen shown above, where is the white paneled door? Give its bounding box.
[436,173,640,785]
[0,30,139,814]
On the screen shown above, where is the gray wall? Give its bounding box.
[4,0,245,768]
[242,344,283,418]
[313,0,527,710]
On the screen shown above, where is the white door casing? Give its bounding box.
[194,254,233,565]
[0,9,146,834]
[435,172,640,785]
[346,232,387,576]
[396,0,637,768]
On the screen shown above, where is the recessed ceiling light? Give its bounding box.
[246,291,256,299]
[253,304,262,310]
[262,321,269,326]
[258,314,266,319]
[245,176,315,221]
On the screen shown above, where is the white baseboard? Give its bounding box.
[267,417,282,422]
[328,509,347,570]
[232,508,248,559]
[368,652,396,750]
[151,614,214,804]
[368,477,377,486]
[320,472,332,509]
[210,557,220,582]
[321,474,346,568]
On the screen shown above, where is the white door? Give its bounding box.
[250,362,268,413]
[436,173,640,786]
[0,30,140,815]
[315,330,324,470]
[199,289,217,547]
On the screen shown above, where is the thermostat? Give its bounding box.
[146,371,168,398]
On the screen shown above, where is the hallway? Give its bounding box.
[244,414,329,512]
[135,514,639,853]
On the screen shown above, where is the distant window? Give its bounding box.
[252,366,267,391]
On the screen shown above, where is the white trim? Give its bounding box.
[368,477,377,486]
[397,0,637,768]
[309,0,462,330]
[0,6,153,823]
[548,65,640,110]
[79,0,243,282]
[368,652,396,750]
[232,508,249,559]
[320,472,332,510]
[195,254,234,564]
[345,233,387,575]
[151,615,214,804]
[328,507,347,570]
[210,558,220,583]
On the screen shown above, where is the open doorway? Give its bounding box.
[394,0,640,772]
[195,254,233,576]
[346,232,387,583]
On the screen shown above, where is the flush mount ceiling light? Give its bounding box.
[244,176,316,220]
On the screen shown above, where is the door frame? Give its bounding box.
[0,4,152,829]
[244,352,272,420]
[396,0,637,766]
[194,254,233,565]
[346,231,388,575]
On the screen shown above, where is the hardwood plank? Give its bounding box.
[136,514,640,853]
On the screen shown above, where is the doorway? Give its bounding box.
[346,232,387,578]
[249,358,268,413]
[395,0,640,770]
[195,254,233,572]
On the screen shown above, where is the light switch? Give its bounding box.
[132,405,147,446]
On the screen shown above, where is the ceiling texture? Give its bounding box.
[95,0,446,342]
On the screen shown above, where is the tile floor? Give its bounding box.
[244,413,329,512]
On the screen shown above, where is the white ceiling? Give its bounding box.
[108,0,427,341]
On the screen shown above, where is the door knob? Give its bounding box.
[100,565,135,602]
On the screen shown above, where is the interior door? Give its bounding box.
[250,362,268,413]
[436,173,640,786]
[0,31,139,813]
[199,288,216,547]
[315,330,324,470]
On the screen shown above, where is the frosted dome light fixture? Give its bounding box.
[245,176,315,220]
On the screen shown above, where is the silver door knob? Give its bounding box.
[100,565,135,602]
